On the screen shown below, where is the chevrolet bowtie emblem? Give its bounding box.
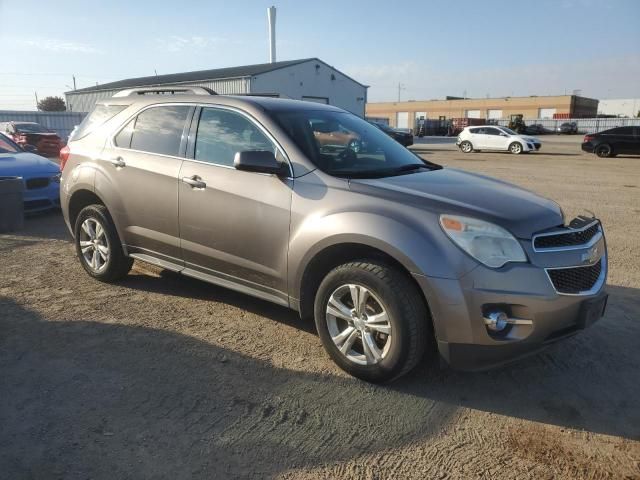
[582,245,599,264]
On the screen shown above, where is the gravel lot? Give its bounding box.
[1,136,639,479]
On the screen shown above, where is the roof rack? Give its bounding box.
[112,86,217,97]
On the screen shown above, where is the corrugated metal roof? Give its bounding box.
[68,59,316,94]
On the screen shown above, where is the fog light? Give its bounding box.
[484,311,509,332]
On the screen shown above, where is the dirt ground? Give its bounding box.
[1,136,639,479]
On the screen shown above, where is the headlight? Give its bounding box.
[439,215,527,268]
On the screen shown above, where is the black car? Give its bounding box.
[582,126,640,158]
[369,122,414,147]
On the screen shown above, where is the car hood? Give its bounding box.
[349,168,563,239]
[0,152,60,176]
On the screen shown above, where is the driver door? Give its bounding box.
[178,106,293,304]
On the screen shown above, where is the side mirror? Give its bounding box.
[22,144,37,153]
[234,150,287,176]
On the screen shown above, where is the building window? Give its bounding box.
[487,109,503,119]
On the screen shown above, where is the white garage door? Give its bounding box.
[539,108,557,119]
[487,109,503,119]
[396,112,409,129]
[465,110,481,119]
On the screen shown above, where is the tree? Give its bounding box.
[37,96,66,112]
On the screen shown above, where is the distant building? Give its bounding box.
[598,99,640,118]
[65,58,368,116]
[366,95,599,129]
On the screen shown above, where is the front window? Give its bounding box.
[500,127,517,135]
[194,107,277,167]
[274,111,438,178]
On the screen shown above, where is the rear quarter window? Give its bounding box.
[72,104,128,141]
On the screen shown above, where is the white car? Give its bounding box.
[456,125,541,154]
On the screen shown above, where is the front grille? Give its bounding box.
[547,261,602,294]
[25,177,50,190]
[534,222,600,249]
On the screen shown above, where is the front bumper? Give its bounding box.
[23,177,60,213]
[581,142,595,153]
[414,229,608,370]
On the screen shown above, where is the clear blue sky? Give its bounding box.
[1,0,639,109]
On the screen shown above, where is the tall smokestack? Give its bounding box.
[267,6,276,63]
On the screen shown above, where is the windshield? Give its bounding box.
[273,111,439,178]
[0,135,21,154]
[15,123,49,133]
[500,127,517,135]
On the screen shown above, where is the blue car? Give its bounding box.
[0,133,60,212]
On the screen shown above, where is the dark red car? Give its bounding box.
[0,121,63,157]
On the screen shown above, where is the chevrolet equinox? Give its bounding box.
[60,88,608,383]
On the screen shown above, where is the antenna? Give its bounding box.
[267,6,276,63]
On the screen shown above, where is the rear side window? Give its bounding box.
[605,127,633,135]
[469,128,481,134]
[72,104,127,140]
[127,105,190,156]
[194,107,276,167]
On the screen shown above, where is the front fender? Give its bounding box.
[288,211,477,301]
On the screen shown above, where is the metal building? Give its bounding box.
[65,58,368,116]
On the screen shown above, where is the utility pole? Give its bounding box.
[72,75,76,90]
[397,83,405,102]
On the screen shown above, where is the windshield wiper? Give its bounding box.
[331,164,431,179]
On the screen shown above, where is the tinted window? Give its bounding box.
[129,106,190,156]
[73,104,127,140]
[485,127,502,136]
[469,128,481,134]
[604,127,633,135]
[195,108,276,167]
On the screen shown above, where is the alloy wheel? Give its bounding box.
[325,284,392,365]
[79,217,110,273]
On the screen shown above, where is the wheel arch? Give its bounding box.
[68,189,106,236]
[295,241,431,330]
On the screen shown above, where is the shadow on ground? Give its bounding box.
[0,299,455,479]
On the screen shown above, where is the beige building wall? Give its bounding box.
[365,95,598,128]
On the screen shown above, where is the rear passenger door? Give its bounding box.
[469,128,489,149]
[178,106,293,304]
[97,104,193,265]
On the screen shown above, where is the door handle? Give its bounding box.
[108,157,126,168]
[182,176,206,189]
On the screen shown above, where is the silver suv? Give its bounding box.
[60,88,608,383]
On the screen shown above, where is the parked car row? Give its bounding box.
[0,121,64,157]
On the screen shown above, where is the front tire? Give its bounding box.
[74,204,133,282]
[459,141,473,153]
[509,142,523,154]
[595,144,612,158]
[314,261,428,383]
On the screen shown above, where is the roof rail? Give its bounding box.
[112,86,217,97]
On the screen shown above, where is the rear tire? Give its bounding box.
[509,142,523,154]
[459,141,473,153]
[314,260,428,383]
[595,144,612,158]
[74,204,133,282]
